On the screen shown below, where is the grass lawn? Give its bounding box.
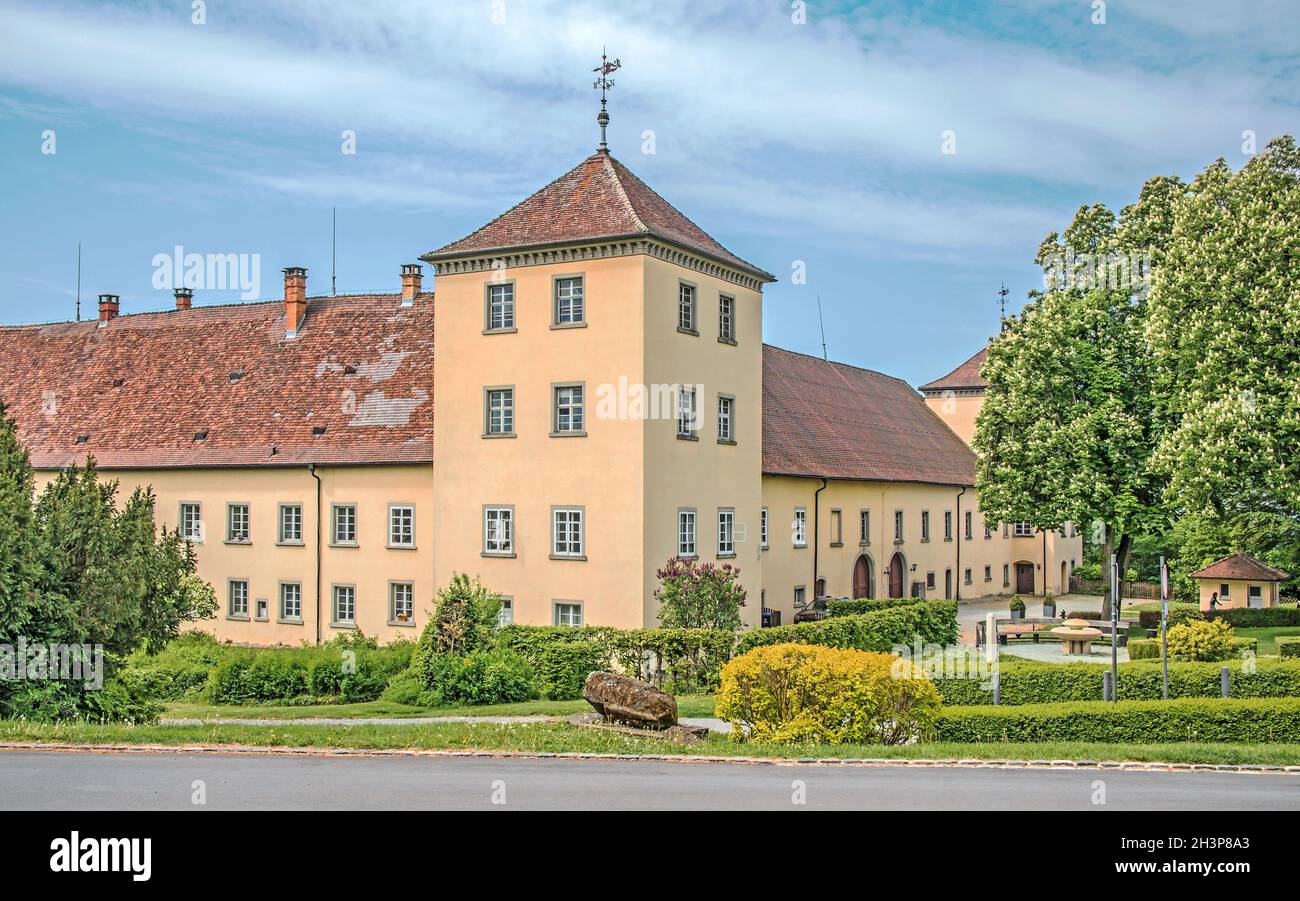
[1233,627,1300,655]
[164,695,717,721]
[1,719,1298,766]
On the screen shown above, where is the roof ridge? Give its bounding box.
[601,153,649,233]
[762,343,912,387]
[429,154,605,259]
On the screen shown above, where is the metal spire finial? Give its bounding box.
[593,48,621,151]
[998,283,1010,330]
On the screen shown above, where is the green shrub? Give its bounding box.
[1009,595,1026,613]
[936,697,1300,743]
[379,672,426,705]
[536,641,608,700]
[736,601,958,655]
[1208,607,1300,627]
[609,628,734,693]
[417,649,537,707]
[495,625,617,667]
[654,557,746,631]
[932,657,1300,706]
[1167,608,1206,629]
[119,630,227,701]
[1166,618,1235,661]
[825,597,926,617]
[0,678,162,724]
[1128,638,1160,659]
[717,643,940,744]
[422,573,502,656]
[1278,637,1300,659]
[205,638,412,705]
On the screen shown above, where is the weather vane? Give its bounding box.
[593,48,621,151]
[998,283,1010,329]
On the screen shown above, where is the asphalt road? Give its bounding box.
[3,750,1299,810]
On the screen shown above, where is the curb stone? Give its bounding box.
[0,741,1294,774]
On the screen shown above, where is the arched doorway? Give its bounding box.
[1060,561,1067,594]
[1015,561,1035,595]
[888,552,906,598]
[945,569,953,600]
[852,554,874,599]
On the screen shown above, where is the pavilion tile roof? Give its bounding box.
[1189,553,1290,582]
[424,151,773,281]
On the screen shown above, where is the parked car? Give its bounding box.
[794,596,845,623]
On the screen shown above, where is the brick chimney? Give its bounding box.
[174,287,193,310]
[401,264,423,305]
[97,294,120,325]
[284,267,308,337]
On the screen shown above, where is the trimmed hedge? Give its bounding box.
[933,658,1300,706]
[1278,637,1300,659]
[496,624,732,694]
[1125,636,1254,662]
[207,640,413,705]
[825,597,927,617]
[736,601,959,655]
[936,697,1300,743]
[536,641,608,700]
[1207,607,1300,627]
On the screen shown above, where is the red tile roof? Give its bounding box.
[424,151,774,281]
[919,347,988,393]
[0,295,435,469]
[762,345,978,486]
[1189,553,1289,582]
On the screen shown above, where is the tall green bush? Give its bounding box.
[736,601,958,654]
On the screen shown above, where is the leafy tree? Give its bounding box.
[974,177,1185,614]
[654,557,746,631]
[0,401,41,645]
[1146,137,1300,521]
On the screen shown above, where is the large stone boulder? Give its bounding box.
[583,671,678,729]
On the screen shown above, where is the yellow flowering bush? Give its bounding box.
[715,643,940,745]
[1166,618,1236,662]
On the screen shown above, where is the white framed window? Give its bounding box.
[484,506,514,555]
[552,507,584,558]
[1013,521,1034,537]
[331,504,357,546]
[389,581,415,625]
[794,585,807,608]
[717,508,735,556]
[554,276,584,325]
[553,384,585,434]
[921,510,930,541]
[718,294,735,342]
[554,601,583,627]
[677,509,697,557]
[485,387,514,435]
[180,502,203,543]
[279,582,302,621]
[226,503,249,543]
[228,579,249,618]
[894,510,904,543]
[333,585,356,625]
[279,503,303,544]
[677,386,697,438]
[498,597,514,625]
[944,510,953,541]
[486,282,515,331]
[1003,564,1010,586]
[760,507,769,549]
[984,565,992,582]
[793,507,807,547]
[678,283,696,332]
[255,597,269,621]
[717,395,734,442]
[860,509,870,544]
[965,511,973,540]
[388,505,416,548]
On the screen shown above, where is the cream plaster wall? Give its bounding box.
[1197,578,1279,611]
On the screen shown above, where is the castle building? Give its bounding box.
[0,145,1079,642]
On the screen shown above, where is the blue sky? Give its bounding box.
[1,0,1295,386]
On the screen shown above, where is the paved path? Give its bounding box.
[2,749,1296,810]
[158,715,731,732]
